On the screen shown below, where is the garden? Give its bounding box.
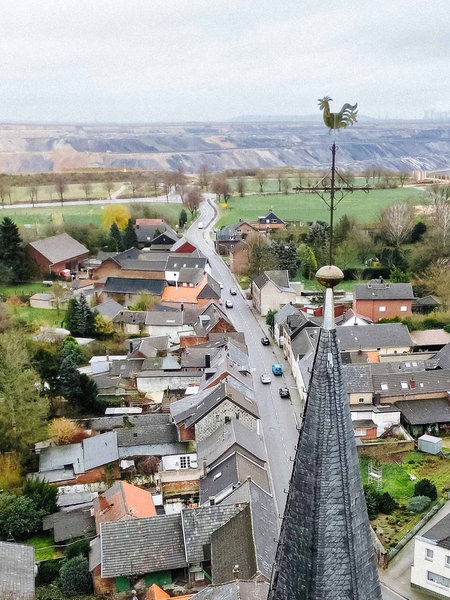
[360,451,450,548]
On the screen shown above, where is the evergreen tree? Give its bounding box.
[23,478,58,515]
[109,222,124,252]
[414,478,437,501]
[75,295,95,336]
[270,241,298,278]
[60,337,83,365]
[32,347,62,398]
[0,217,30,282]
[64,299,77,333]
[58,354,81,404]
[0,331,49,453]
[57,556,93,596]
[179,209,188,229]
[123,218,138,249]
[78,374,98,411]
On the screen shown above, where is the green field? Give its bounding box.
[0,201,184,232]
[3,182,123,205]
[216,187,423,228]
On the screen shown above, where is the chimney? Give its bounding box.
[209,496,216,506]
[205,354,211,369]
[233,565,240,579]
[409,377,416,390]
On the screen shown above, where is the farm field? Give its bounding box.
[0,202,183,231]
[2,182,123,206]
[217,187,423,228]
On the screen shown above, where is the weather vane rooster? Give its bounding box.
[318,96,358,129]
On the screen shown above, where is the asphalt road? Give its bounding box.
[190,199,302,521]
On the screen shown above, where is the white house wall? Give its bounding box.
[411,536,450,598]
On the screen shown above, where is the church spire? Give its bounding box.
[268,265,382,600]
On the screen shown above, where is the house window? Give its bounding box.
[379,306,386,312]
[446,555,450,568]
[427,571,450,588]
[354,428,366,437]
[358,397,365,403]
[426,548,434,561]
[400,305,408,311]
[180,456,191,469]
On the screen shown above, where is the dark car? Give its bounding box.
[279,387,290,398]
[261,336,270,345]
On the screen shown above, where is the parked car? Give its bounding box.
[198,221,204,229]
[260,373,272,384]
[225,299,233,308]
[279,387,290,398]
[230,287,238,295]
[261,336,270,346]
[272,364,283,376]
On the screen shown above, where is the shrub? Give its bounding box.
[414,478,438,501]
[23,477,58,515]
[35,584,64,600]
[64,537,90,561]
[378,492,398,515]
[0,493,43,540]
[57,556,93,596]
[36,559,63,585]
[407,495,431,513]
[363,484,380,520]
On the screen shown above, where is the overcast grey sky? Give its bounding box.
[1,0,448,123]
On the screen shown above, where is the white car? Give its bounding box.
[260,374,272,384]
[198,221,204,229]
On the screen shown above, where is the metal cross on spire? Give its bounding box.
[293,96,370,264]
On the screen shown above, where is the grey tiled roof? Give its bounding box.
[116,424,178,447]
[354,280,414,300]
[112,310,147,324]
[191,581,269,600]
[373,369,450,397]
[103,277,166,295]
[184,380,259,428]
[421,512,450,549]
[342,364,373,394]
[395,398,450,425]
[89,413,170,432]
[253,270,291,291]
[197,419,266,468]
[434,342,450,369]
[43,510,95,542]
[94,299,124,319]
[182,505,244,563]
[27,232,89,264]
[83,431,119,471]
[166,256,208,270]
[223,479,278,581]
[0,542,35,599]
[200,453,270,505]
[273,303,299,324]
[118,442,189,458]
[100,514,186,577]
[336,323,414,350]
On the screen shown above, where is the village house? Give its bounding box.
[353,278,414,321]
[411,512,450,598]
[251,270,301,316]
[25,232,89,276]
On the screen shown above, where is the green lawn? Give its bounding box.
[25,534,62,561]
[8,305,65,329]
[217,187,423,228]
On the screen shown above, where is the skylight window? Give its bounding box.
[401,382,408,389]
[381,383,388,391]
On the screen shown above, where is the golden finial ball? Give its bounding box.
[316,265,344,288]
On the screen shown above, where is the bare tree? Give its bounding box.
[183,186,202,217]
[237,176,246,197]
[211,175,231,202]
[28,185,39,206]
[398,171,410,187]
[198,164,210,190]
[379,202,415,247]
[255,169,267,193]
[103,175,114,200]
[429,185,450,248]
[54,174,67,205]
[80,180,93,200]
[281,177,290,195]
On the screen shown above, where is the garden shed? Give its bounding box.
[418,434,442,455]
